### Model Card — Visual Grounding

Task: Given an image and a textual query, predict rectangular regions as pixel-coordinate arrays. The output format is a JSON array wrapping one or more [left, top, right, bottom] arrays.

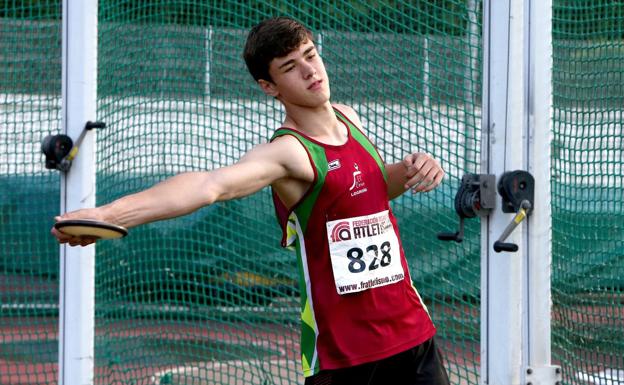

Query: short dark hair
[[243, 17, 314, 82]]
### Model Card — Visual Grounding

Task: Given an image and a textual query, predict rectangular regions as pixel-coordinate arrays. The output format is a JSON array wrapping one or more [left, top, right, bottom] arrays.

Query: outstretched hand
[[51, 208, 105, 247], [402, 152, 444, 193]]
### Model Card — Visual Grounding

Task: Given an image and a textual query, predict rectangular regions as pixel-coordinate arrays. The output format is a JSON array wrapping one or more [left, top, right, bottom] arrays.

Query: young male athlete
[[52, 17, 449, 385]]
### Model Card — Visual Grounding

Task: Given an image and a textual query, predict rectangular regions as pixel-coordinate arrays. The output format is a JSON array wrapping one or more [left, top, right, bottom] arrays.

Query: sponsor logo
[[329, 214, 393, 243], [351, 215, 392, 239], [330, 221, 351, 242], [349, 163, 367, 196], [328, 159, 341, 171]]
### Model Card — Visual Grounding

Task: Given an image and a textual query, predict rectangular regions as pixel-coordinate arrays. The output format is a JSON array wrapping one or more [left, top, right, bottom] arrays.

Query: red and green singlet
[[271, 106, 436, 377]]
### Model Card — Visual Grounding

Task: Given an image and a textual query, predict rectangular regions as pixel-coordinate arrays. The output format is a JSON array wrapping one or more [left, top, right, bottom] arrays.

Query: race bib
[[326, 210, 405, 295]]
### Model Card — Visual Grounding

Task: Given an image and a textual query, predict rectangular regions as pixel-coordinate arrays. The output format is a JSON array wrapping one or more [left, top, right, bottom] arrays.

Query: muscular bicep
[[210, 137, 312, 202], [208, 144, 287, 202]]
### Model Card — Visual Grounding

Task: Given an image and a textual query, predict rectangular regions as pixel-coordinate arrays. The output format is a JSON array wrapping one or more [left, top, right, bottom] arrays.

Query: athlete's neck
[[282, 102, 346, 145]]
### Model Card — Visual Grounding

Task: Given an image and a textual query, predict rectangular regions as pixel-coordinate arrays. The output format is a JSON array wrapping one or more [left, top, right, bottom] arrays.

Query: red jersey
[[271, 106, 436, 377]]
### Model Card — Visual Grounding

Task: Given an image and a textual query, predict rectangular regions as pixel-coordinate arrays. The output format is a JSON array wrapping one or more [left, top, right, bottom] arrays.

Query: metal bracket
[[437, 173, 496, 243], [41, 121, 106, 172], [493, 170, 535, 252], [525, 365, 562, 385]]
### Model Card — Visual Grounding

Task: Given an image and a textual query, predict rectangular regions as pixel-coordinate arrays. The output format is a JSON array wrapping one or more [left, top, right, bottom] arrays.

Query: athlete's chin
[[312, 89, 331, 104]]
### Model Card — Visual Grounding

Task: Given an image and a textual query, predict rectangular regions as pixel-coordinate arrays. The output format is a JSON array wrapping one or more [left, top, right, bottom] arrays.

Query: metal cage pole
[[525, 0, 557, 379], [481, 0, 559, 384], [59, 0, 98, 384], [481, 0, 527, 383]]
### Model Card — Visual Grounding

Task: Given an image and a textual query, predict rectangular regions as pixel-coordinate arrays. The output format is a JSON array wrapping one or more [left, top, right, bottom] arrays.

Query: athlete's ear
[[258, 79, 279, 98]]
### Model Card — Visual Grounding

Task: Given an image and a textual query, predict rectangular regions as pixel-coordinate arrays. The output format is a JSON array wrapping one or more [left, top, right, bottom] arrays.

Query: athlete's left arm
[[385, 153, 444, 200], [333, 103, 444, 200]]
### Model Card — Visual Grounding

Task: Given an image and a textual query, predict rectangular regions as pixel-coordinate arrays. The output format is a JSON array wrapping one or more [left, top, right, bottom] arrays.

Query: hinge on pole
[[525, 365, 562, 385]]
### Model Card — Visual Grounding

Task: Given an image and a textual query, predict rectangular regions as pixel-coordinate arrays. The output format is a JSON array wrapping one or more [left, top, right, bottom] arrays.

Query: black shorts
[[304, 337, 450, 385]]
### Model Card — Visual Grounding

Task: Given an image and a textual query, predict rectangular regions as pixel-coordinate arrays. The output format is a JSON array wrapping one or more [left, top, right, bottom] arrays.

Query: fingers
[[50, 226, 97, 247], [74, 236, 98, 247], [419, 170, 445, 192], [51, 209, 103, 247], [51, 227, 72, 243], [403, 153, 445, 193], [50, 228, 95, 247]]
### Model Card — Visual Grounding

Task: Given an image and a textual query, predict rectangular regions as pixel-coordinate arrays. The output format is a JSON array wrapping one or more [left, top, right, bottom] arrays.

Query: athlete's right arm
[[51, 135, 312, 246]]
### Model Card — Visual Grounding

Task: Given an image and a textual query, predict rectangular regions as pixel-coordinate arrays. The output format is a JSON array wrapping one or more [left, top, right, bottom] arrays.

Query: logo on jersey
[[330, 221, 352, 242], [349, 163, 368, 196], [352, 215, 393, 238], [329, 215, 393, 243], [328, 159, 341, 171]]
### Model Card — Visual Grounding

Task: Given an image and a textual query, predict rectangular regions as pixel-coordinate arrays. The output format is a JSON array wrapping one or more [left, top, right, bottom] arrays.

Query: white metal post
[[482, 1, 559, 384], [481, 0, 527, 384], [59, 1, 98, 384], [526, 0, 554, 373]]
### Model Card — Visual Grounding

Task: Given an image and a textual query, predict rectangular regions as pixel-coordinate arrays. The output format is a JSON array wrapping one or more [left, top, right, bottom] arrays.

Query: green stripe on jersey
[[334, 109, 388, 181], [272, 129, 327, 376], [271, 129, 328, 235]]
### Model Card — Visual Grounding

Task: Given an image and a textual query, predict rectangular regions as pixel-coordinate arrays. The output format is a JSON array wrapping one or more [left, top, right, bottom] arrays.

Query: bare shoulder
[[242, 134, 305, 165], [332, 103, 363, 126], [265, 134, 314, 181]]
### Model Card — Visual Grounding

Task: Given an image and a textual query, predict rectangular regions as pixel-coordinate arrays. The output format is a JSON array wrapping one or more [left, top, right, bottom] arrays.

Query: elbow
[[203, 178, 237, 205], [172, 173, 220, 213], [202, 186, 222, 207]]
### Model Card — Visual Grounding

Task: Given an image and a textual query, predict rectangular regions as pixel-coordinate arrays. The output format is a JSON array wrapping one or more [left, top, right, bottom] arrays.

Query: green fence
[[552, 0, 624, 382], [1, 1, 622, 385], [0, 4, 62, 384]]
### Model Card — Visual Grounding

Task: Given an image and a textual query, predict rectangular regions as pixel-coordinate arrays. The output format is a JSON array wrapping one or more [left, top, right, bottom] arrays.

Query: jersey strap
[[270, 128, 328, 246], [333, 107, 388, 182]]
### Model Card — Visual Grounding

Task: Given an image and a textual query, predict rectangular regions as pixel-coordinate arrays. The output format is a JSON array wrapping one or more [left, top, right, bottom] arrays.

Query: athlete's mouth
[[308, 79, 323, 90]]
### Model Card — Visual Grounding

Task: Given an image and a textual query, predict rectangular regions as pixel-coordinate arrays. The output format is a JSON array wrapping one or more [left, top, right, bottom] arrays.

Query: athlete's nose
[[302, 61, 316, 79]]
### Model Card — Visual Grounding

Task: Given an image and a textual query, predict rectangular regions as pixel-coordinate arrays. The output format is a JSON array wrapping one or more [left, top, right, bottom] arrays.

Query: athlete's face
[[260, 39, 331, 107]]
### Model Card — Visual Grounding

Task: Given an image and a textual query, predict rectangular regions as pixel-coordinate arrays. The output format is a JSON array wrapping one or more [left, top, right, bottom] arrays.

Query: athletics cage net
[[0, 1, 622, 385]]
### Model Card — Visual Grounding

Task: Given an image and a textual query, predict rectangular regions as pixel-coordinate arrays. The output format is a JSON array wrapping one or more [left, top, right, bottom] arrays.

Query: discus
[[54, 219, 128, 239]]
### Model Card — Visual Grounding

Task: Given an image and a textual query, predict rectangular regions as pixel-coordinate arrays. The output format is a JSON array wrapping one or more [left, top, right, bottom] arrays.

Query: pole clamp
[[525, 365, 562, 385], [41, 121, 106, 172], [437, 173, 496, 243]]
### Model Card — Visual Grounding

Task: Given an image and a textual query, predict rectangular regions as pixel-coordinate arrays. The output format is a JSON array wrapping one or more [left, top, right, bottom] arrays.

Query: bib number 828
[[347, 241, 391, 273]]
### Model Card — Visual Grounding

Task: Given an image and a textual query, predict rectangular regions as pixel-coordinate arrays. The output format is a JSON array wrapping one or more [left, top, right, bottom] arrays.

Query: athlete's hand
[[402, 152, 444, 193], [51, 208, 105, 247]]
